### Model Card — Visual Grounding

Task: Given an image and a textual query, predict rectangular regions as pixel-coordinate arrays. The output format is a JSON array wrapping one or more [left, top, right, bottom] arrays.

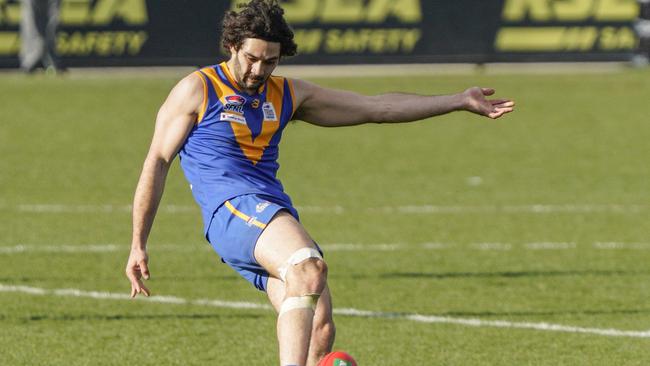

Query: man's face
[[229, 38, 281, 93]]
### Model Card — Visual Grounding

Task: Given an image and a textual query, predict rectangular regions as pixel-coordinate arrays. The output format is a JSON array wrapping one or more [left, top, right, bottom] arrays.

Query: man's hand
[[463, 87, 515, 119], [125, 247, 150, 298]]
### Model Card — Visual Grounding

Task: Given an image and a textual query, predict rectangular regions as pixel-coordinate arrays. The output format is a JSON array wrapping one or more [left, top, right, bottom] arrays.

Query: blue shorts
[[206, 194, 298, 292]]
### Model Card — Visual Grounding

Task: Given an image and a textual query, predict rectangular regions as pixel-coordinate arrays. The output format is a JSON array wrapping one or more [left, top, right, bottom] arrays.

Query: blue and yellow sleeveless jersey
[[178, 62, 298, 233]]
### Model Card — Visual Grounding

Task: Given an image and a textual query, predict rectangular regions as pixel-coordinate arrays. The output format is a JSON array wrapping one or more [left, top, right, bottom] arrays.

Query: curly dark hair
[[221, 0, 298, 57]]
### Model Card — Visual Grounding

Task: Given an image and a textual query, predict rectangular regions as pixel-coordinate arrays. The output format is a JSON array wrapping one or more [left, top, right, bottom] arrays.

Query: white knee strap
[[279, 294, 320, 317], [278, 247, 322, 282]]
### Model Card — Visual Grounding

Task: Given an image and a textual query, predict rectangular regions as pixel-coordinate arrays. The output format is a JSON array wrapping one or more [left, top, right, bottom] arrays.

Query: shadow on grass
[[375, 269, 650, 280]]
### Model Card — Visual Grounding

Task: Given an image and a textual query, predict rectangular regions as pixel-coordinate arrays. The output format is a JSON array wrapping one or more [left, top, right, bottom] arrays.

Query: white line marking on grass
[[381, 204, 647, 214], [0, 284, 273, 310], [4, 241, 650, 255], [0, 244, 215, 254], [0, 242, 454, 254], [17, 204, 132, 213], [421, 242, 452, 250], [593, 242, 650, 250], [9, 203, 649, 215], [0, 243, 414, 254], [322, 243, 405, 251], [403, 315, 650, 338], [296, 205, 345, 214], [2, 283, 649, 338], [0, 244, 124, 254], [525, 242, 576, 250], [12, 204, 344, 215], [335, 308, 650, 338], [14, 204, 196, 214], [471, 243, 513, 251]]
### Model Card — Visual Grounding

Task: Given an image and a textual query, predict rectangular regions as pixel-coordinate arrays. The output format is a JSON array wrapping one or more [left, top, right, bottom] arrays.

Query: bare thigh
[[254, 210, 319, 279]]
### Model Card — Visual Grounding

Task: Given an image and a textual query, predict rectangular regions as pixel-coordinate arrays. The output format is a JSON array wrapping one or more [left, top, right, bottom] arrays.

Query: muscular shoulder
[[161, 72, 205, 116], [289, 78, 322, 114], [287, 78, 376, 126], [289, 78, 315, 105], [174, 72, 204, 105]]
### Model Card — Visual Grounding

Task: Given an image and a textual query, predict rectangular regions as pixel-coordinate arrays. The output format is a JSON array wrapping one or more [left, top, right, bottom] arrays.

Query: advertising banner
[[0, 0, 228, 67], [0, 0, 640, 68], [494, 0, 639, 61]]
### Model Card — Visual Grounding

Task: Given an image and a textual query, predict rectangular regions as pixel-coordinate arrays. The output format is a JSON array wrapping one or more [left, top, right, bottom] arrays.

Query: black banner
[[0, 0, 228, 67], [493, 0, 639, 62], [0, 0, 640, 68]]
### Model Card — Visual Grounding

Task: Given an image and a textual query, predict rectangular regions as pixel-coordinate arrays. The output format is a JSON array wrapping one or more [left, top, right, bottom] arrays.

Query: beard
[[242, 74, 265, 89], [232, 59, 267, 91]]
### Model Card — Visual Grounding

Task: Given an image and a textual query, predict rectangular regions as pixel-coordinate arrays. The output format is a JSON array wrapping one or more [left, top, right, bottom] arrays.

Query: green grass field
[[1, 66, 650, 365]]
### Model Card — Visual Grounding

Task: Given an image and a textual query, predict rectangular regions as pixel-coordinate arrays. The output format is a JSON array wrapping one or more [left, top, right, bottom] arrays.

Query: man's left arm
[[291, 79, 514, 127]]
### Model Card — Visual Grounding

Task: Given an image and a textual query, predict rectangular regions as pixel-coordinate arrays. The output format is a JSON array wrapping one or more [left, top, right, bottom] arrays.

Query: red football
[[317, 351, 358, 366]]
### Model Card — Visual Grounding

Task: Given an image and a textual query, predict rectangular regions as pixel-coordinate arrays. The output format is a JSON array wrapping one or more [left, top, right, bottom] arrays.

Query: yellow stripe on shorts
[[224, 200, 267, 229]]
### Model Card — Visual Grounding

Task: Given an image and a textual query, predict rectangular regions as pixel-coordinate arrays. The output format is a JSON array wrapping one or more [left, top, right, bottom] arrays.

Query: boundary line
[[1, 283, 648, 339]]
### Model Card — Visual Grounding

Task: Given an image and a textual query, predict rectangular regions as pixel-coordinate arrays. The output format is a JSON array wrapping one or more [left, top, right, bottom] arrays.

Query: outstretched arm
[[291, 79, 514, 127], [125, 73, 204, 298]]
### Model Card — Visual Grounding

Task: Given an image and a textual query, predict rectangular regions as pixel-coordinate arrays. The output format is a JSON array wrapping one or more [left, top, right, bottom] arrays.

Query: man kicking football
[[125, 1, 515, 365]]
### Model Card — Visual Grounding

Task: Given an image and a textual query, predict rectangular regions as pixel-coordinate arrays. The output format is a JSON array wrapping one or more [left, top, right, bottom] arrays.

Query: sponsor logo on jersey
[[256, 201, 271, 213], [262, 102, 277, 121], [246, 216, 258, 227], [224, 95, 246, 114], [225, 95, 246, 105], [252, 99, 260, 108], [220, 112, 247, 125]]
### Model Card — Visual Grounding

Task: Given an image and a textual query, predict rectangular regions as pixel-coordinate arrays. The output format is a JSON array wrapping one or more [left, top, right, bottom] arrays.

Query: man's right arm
[[126, 72, 204, 298]]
